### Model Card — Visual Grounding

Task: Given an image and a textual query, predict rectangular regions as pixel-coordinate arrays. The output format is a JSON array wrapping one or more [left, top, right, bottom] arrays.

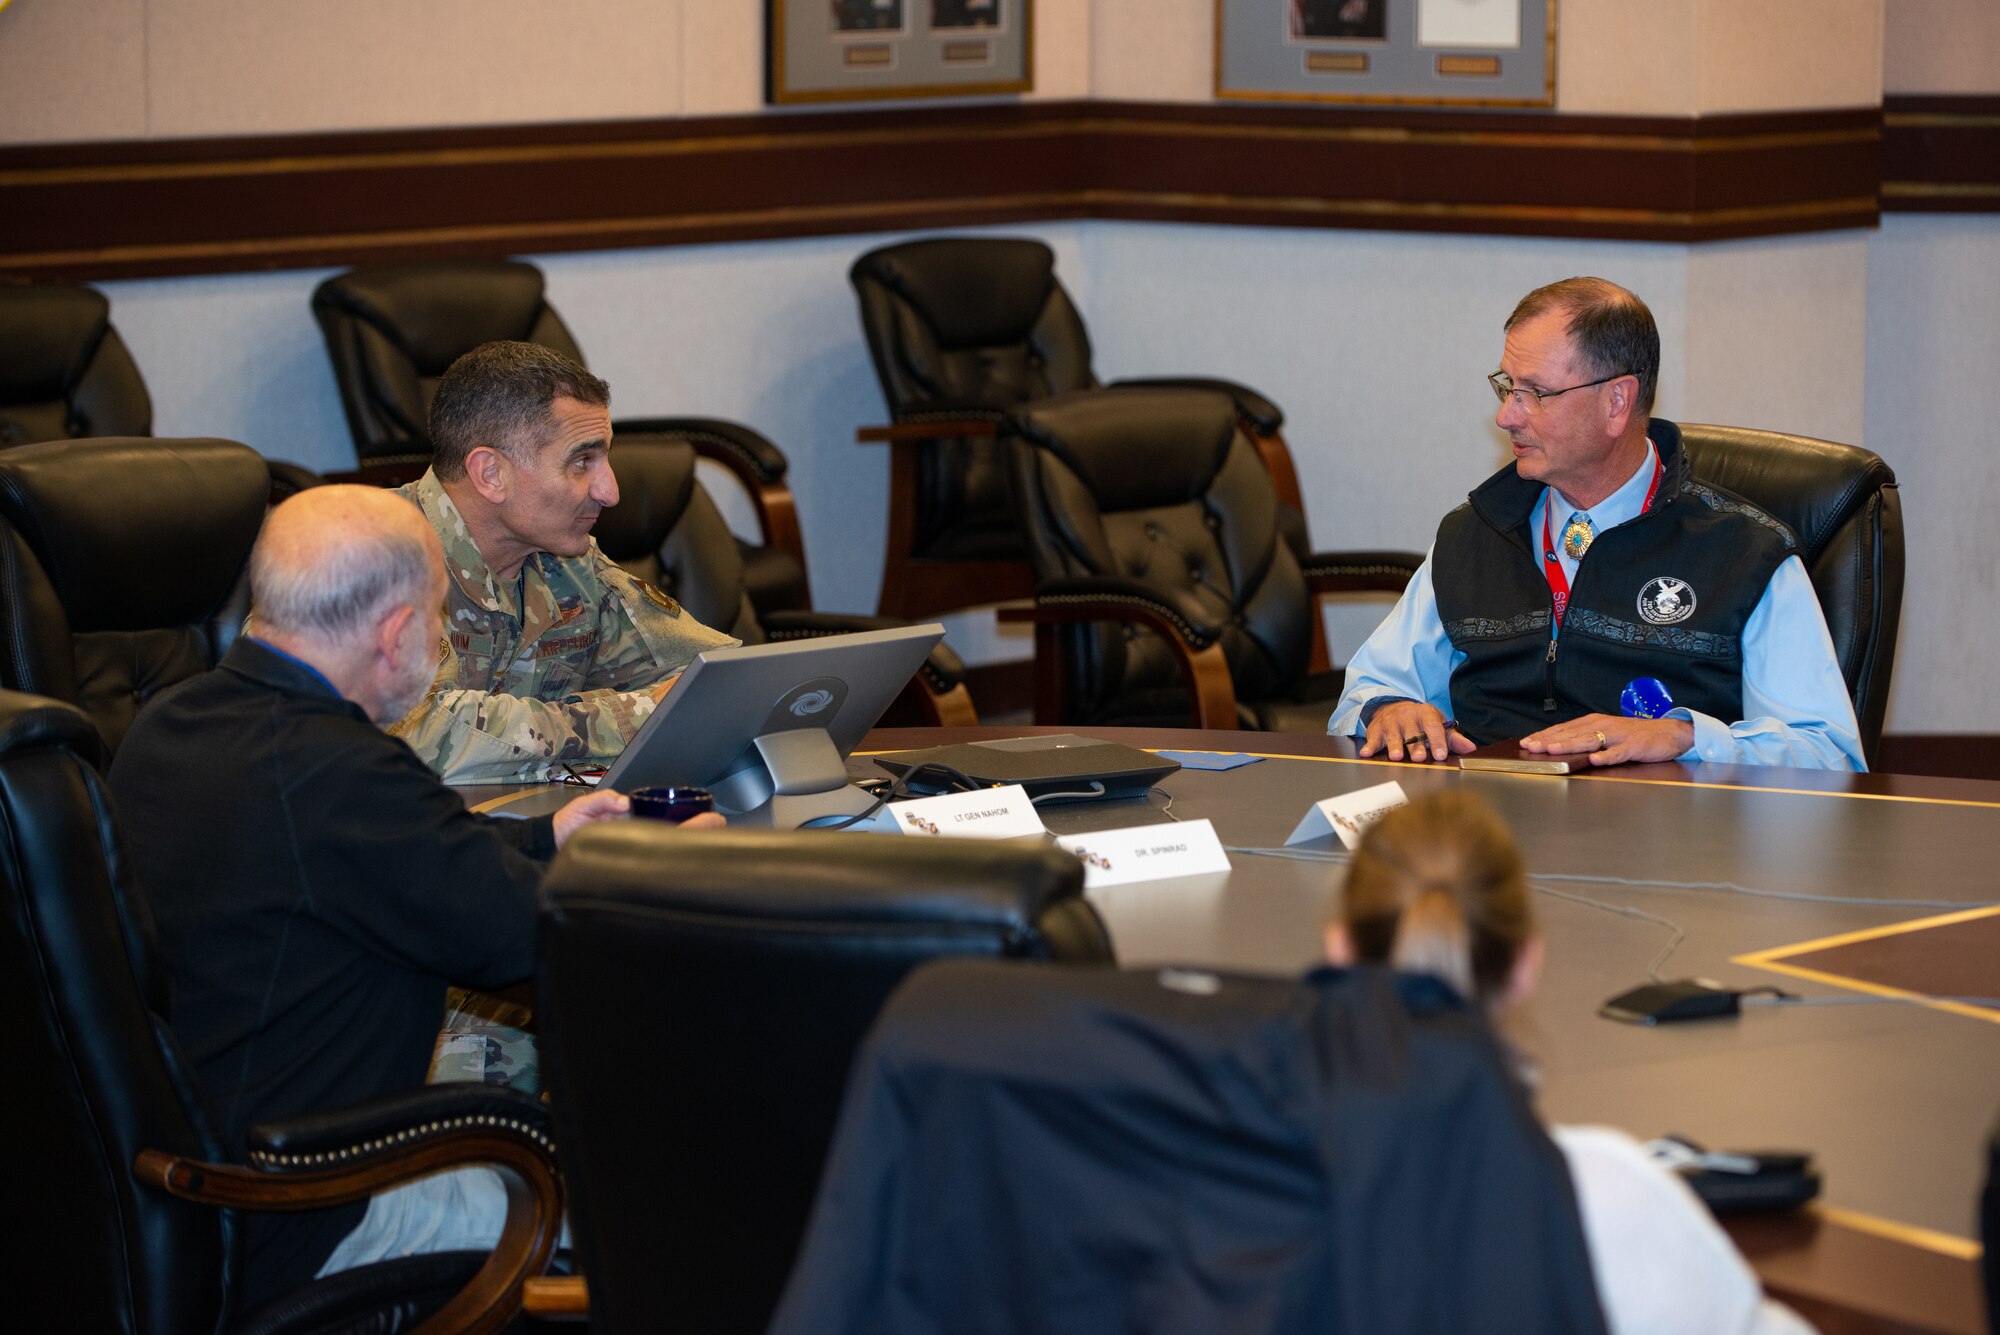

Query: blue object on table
[[1155, 750, 1262, 771], [1621, 678, 1674, 720]]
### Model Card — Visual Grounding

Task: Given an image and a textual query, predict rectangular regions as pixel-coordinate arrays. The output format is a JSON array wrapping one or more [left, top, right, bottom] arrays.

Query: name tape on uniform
[[886, 784, 1046, 839], [1286, 779, 1409, 849], [1056, 819, 1231, 888]]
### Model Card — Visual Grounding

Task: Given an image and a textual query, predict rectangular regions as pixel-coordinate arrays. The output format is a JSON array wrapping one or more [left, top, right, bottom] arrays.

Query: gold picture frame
[[769, 0, 1034, 105]]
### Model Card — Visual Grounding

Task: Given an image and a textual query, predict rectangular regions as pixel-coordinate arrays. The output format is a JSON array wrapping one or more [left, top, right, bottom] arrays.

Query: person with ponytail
[[1328, 791, 1816, 1335]]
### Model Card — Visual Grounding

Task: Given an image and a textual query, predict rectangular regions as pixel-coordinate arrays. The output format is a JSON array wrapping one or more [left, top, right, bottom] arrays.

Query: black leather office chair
[[1678, 424, 1903, 768], [0, 437, 271, 757], [589, 434, 976, 725], [1000, 385, 1419, 732], [311, 259, 811, 614], [0, 283, 153, 446], [851, 238, 1321, 632], [0, 690, 562, 1334], [773, 960, 1607, 1335], [533, 826, 1114, 1334]]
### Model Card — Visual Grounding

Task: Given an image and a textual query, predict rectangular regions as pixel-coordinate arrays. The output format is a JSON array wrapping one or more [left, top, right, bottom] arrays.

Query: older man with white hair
[[108, 485, 718, 1311]]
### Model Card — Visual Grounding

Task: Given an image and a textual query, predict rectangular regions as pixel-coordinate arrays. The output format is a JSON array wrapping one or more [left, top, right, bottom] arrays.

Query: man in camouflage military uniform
[[391, 341, 738, 782]]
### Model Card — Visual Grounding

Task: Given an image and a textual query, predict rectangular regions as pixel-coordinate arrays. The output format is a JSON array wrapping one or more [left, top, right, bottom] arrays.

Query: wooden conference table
[[479, 725, 2000, 1334]]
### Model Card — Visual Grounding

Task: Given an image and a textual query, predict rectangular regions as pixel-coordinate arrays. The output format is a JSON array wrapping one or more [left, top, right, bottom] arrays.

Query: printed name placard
[[1285, 780, 1409, 849], [1056, 819, 1231, 888], [886, 784, 1045, 839]]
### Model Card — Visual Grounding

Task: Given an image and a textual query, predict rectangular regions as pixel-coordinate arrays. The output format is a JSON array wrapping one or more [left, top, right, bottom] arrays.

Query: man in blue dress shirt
[[1328, 277, 1864, 772]]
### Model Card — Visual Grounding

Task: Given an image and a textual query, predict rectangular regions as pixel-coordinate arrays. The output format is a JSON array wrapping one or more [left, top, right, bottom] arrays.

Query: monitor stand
[[709, 728, 879, 829]]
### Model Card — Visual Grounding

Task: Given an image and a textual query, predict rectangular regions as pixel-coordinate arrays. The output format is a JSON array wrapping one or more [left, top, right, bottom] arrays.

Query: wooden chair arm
[[522, 1274, 590, 1319], [616, 417, 810, 582], [686, 443, 806, 576], [855, 418, 1002, 443], [136, 1128, 562, 1335], [920, 681, 980, 728], [998, 601, 1240, 730]]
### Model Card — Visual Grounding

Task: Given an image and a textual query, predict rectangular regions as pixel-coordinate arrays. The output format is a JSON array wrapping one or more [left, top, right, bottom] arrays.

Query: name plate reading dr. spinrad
[[1286, 780, 1410, 850], [885, 784, 1046, 839], [1055, 819, 1231, 889]]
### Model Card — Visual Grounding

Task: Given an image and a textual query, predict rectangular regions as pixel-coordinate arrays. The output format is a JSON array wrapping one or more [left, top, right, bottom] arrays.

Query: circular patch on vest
[[1637, 576, 1696, 625]]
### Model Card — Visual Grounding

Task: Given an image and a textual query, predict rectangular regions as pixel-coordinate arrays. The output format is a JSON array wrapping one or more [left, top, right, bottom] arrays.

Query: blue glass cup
[[628, 786, 715, 824]]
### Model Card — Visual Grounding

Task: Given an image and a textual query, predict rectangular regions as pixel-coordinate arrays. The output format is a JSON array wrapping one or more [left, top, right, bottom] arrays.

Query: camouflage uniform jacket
[[390, 470, 739, 783]]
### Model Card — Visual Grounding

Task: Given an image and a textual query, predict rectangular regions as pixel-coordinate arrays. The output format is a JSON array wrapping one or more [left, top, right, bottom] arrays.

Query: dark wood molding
[[1874, 732, 2000, 783], [0, 100, 1885, 282], [1882, 94, 2000, 213]]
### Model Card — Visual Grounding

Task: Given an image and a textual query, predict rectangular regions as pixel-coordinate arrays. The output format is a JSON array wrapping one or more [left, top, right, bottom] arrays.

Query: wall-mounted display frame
[[1216, 0, 1554, 108], [769, 0, 1032, 105]]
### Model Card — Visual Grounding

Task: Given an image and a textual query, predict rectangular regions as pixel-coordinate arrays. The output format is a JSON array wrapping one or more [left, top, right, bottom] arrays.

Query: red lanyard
[[1540, 453, 1664, 623]]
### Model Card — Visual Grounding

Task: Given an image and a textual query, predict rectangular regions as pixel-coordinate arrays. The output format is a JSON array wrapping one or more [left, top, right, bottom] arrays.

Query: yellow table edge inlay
[[1811, 1204, 1983, 1260], [1732, 905, 2000, 1027]]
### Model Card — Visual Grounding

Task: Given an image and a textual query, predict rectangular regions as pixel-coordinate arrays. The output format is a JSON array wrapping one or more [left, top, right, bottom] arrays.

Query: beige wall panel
[[682, 2, 760, 115], [1863, 216, 2000, 732], [0, 0, 149, 144], [1883, 0, 2000, 94], [1681, 231, 1869, 449], [1693, 0, 1883, 114], [1090, 0, 1211, 103], [1554, 0, 1696, 116], [1029, 0, 1092, 100], [146, 0, 683, 138]]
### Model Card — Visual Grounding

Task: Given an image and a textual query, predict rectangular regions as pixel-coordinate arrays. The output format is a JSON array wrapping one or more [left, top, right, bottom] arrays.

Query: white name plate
[[886, 784, 1046, 839], [1285, 779, 1409, 849], [1056, 819, 1231, 888]]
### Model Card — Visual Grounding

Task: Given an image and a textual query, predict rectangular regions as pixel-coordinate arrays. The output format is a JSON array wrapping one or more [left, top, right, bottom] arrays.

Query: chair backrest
[[0, 283, 153, 446], [536, 826, 1113, 1335], [1008, 385, 1312, 725], [0, 437, 269, 757], [312, 260, 585, 467], [0, 691, 232, 1334], [588, 434, 765, 643], [773, 960, 1607, 1335], [850, 237, 1096, 415], [1677, 424, 1903, 765], [850, 237, 1099, 560]]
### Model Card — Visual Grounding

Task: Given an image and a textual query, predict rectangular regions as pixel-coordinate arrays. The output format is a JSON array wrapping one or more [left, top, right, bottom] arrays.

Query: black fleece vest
[[1434, 420, 1797, 744]]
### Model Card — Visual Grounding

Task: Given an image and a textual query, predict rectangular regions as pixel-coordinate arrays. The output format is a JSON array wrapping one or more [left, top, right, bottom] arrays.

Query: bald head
[[252, 486, 442, 647]]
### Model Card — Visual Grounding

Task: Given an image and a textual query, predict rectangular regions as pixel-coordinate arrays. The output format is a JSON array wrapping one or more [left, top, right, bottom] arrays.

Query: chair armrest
[[760, 610, 966, 692], [1302, 549, 1424, 595], [614, 417, 806, 581], [1110, 377, 1284, 434], [245, 1083, 553, 1171], [856, 405, 1006, 443], [136, 1084, 562, 1335], [615, 416, 787, 485], [997, 579, 1240, 729], [523, 1274, 590, 1318], [1000, 577, 1230, 649]]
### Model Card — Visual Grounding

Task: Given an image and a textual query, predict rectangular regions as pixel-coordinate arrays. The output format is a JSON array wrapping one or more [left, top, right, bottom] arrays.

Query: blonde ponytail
[[1391, 886, 1475, 999], [1340, 791, 1533, 1005]]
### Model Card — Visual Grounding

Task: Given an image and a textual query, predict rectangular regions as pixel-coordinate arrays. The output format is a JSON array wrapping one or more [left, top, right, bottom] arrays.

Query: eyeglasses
[[1487, 370, 1627, 413]]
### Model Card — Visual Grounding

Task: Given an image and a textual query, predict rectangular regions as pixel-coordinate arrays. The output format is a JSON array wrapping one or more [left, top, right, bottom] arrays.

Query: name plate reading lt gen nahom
[[885, 785, 1045, 839]]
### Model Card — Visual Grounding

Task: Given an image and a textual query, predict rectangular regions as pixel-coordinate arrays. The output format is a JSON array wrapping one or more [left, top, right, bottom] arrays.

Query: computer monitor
[[599, 623, 945, 828]]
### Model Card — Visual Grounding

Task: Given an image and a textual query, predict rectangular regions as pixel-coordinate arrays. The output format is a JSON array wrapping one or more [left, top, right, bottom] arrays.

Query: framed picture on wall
[[1217, 0, 1554, 107], [769, 0, 1032, 104]]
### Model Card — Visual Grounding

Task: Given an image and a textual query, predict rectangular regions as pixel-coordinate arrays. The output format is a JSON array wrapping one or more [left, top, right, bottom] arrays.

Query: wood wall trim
[[0, 100, 1888, 282], [1882, 94, 2000, 214]]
